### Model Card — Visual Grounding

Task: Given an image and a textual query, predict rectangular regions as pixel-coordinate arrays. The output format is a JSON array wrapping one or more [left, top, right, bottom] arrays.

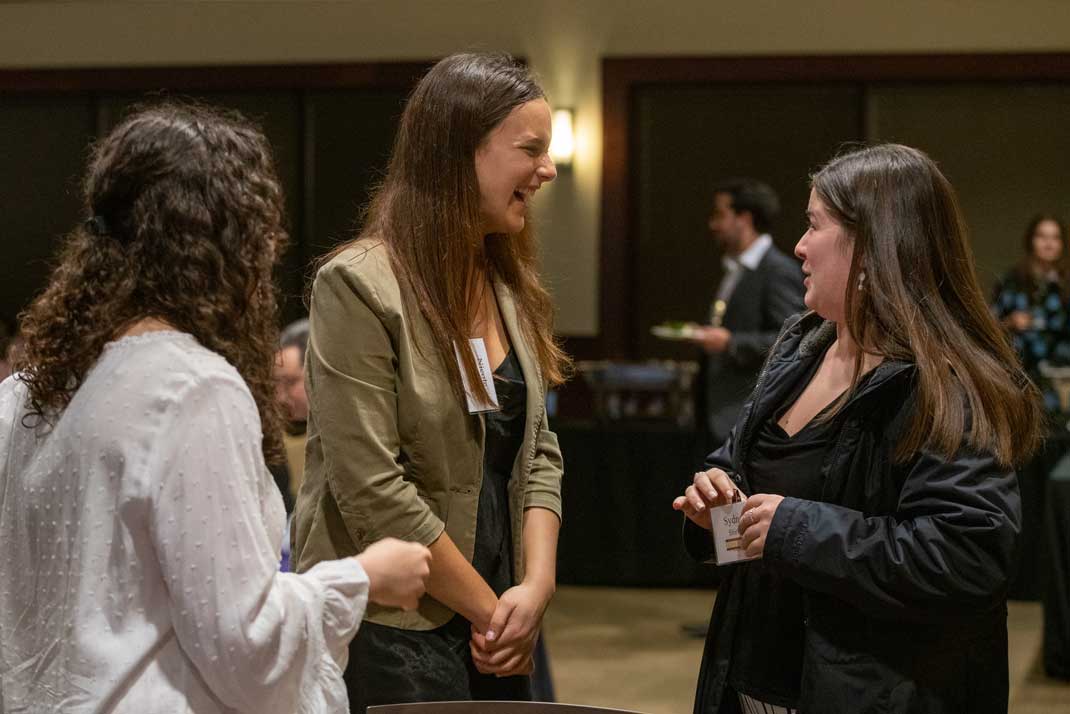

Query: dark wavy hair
[[17, 102, 288, 462], [812, 143, 1043, 466], [712, 177, 781, 234], [325, 52, 571, 404]]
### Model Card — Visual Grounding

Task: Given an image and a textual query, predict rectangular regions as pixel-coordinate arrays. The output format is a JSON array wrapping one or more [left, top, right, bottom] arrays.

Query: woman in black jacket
[[674, 144, 1043, 714]]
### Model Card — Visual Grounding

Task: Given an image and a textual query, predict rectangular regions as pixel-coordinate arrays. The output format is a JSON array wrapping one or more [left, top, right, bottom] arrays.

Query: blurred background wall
[[2, 0, 1069, 339]]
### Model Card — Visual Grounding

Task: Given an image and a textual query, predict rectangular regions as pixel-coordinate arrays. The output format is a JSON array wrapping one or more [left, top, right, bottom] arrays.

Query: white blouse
[[0, 331, 368, 713]]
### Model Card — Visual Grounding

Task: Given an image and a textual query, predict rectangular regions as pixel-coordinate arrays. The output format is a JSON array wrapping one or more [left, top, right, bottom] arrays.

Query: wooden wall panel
[[601, 54, 1070, 359], [0, 63, 430, 327], [633, 83, 860, 359], [0, 95, 95, 329]]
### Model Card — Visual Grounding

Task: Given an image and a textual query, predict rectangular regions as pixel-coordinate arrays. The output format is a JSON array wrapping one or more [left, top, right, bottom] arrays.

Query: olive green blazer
[[291, 240, 564, 630]]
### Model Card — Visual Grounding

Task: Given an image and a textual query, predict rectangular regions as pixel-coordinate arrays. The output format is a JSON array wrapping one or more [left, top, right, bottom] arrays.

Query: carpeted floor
[[542, 586, 1070, 714]]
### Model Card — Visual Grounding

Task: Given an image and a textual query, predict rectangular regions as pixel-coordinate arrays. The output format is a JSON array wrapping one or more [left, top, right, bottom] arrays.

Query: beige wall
[[3, 0, 1069, 334]]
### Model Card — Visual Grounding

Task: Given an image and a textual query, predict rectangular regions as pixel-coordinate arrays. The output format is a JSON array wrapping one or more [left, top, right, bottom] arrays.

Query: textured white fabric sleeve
[[147, 373, 368, 713], [0, 377, 22, 511]]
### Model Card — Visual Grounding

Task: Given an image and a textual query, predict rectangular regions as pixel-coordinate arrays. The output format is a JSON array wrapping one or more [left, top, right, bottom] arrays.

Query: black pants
[[345, 616, 532, 713]]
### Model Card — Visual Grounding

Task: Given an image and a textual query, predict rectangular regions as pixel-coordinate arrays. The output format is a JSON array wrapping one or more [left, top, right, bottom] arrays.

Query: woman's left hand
[[739, 494, 785, 558], [469, 580, 552, 676]]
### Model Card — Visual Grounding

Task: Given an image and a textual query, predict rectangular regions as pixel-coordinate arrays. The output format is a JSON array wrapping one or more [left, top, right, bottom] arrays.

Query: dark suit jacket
[[703, 244, 805, 443]]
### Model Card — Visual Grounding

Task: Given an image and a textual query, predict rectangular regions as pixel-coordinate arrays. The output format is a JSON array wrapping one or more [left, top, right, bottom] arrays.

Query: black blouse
[[727, 349, 853, 707], [472, 349, 527, 596]]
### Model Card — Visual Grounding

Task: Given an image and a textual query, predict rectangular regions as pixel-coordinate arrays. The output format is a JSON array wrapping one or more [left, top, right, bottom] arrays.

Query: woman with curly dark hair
[[0, 103, 430, 713]]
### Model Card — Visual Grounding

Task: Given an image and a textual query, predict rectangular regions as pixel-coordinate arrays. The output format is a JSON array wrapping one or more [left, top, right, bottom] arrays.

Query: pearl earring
[[857, 271, 866, 291]]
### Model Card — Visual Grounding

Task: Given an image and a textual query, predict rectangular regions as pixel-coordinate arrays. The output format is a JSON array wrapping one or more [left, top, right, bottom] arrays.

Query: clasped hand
[[469, 580, 553, 678], [672, 468, 784, 558]]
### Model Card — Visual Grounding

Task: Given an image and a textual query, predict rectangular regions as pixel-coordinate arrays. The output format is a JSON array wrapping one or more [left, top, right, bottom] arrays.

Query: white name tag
[[710, 500, 761, 565], [454, 338, 500, 414]]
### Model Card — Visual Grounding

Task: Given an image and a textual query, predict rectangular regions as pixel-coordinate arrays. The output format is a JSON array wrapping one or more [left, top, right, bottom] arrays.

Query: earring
[[857, 271, 866, 291]]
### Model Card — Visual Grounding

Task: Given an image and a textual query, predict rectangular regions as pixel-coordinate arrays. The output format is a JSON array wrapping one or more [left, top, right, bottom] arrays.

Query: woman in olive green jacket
[[291, 53, 570, 711]]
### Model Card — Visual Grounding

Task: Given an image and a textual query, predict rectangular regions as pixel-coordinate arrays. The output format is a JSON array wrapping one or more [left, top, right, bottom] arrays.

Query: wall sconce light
[[549, 108, 575, 169]]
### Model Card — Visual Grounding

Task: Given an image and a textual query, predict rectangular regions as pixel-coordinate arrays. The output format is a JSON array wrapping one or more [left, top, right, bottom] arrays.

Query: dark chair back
[[367, 703, 645, 714]]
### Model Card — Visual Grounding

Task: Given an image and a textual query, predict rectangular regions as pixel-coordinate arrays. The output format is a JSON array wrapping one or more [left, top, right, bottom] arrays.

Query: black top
[[343, 349, 533, 708], [727, 347, 848, 707], [472, 349, 527, 596]]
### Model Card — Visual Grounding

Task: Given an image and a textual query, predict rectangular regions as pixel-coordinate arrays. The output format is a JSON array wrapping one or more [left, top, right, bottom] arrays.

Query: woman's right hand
[[355, 538, 432, 611], [672, 468, 745, 531]]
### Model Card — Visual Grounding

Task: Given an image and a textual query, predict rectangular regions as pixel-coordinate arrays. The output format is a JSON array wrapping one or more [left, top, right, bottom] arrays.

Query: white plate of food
[[650, 322, 700, 341]]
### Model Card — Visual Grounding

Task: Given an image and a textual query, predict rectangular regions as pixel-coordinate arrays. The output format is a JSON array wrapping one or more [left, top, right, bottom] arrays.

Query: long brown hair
[[17, 102, 288, 462], [324, 52, 570, 404], [1009, 213, 1070, 299], [813, 143, 1043, 466]]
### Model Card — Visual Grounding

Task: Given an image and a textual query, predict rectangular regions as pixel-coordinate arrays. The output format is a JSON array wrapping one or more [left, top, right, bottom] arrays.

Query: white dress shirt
[[713, 233, 774, 313], [0, 331, 368, 713]]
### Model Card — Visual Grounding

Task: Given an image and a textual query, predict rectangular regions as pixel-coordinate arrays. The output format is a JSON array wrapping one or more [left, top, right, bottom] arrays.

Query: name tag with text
[[454, 338, 500, 414], [710, 500, 761, 565]]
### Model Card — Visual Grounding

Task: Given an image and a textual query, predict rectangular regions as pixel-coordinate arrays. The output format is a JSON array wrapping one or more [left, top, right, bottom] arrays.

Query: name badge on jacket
[[454, 338, 500, 414]]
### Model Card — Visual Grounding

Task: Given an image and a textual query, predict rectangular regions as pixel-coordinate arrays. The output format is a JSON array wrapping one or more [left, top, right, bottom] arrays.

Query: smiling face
[[796, 188, 855, 323], [1031, 219, 1064, 266], [474, 99, 557, 235]]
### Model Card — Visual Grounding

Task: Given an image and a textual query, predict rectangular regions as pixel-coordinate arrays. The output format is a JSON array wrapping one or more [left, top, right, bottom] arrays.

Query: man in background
[[690, 178, 806, 448], [271, 318, 310, 514], [0, 321, 24, 383], [681, 179, 804, 637], [0, 320, 12, 383]]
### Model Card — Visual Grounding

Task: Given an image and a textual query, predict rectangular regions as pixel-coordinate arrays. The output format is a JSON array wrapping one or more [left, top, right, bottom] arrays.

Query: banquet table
[[1044, 456, 1070, 679], [555, 421, 719, 587]]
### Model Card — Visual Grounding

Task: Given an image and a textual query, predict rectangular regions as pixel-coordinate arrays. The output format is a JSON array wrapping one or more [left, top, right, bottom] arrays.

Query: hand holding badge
[[673, 468, 785, 563], [735, 493, 785, 560], [710, 496, 761, 565]]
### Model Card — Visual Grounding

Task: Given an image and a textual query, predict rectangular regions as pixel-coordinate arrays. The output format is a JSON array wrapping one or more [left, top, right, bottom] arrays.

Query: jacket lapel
[[722, 267, 757, 327], [493, 281, 542, 418]]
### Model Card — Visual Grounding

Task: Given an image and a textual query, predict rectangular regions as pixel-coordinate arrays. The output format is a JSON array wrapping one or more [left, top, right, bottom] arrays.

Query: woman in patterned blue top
[[993, 214, 1070, 412]]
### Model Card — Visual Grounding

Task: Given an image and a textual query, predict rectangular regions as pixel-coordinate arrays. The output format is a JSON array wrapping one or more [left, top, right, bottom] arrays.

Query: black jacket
[[686, 312, 1021, 714], [704, 246, 805, 443]]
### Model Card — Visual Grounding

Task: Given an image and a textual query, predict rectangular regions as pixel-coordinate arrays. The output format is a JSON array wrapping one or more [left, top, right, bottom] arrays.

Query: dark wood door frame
[[0, 62, 434, 92], [598, 52, 1070, 359]]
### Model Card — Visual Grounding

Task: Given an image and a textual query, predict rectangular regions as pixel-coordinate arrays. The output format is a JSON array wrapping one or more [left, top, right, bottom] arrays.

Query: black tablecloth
[[1009, 438, 1066, 600], [1044, 457, 1070, 679], [552, 418, 1070, 628], [555, 422, 719, 587]]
